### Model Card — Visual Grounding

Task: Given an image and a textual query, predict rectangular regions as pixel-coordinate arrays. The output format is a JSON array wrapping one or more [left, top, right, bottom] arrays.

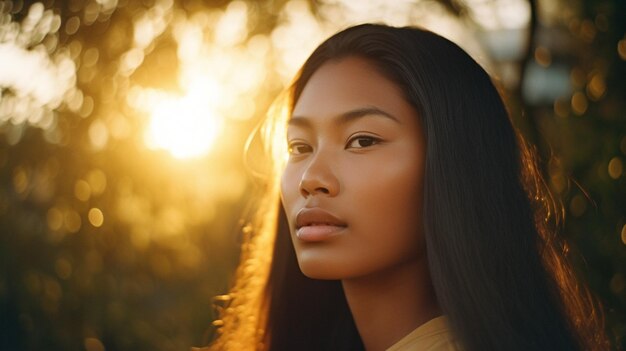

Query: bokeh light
[[143, 82, 224, 159]]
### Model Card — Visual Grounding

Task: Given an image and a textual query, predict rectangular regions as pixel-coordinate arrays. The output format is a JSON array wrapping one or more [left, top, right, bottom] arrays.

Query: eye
[[346, 135, 382, 149], [287, 142, 313, 155]]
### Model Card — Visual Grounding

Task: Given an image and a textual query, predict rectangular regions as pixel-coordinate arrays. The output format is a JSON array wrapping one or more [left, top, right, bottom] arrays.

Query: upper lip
[[295, 208, 347, 229]]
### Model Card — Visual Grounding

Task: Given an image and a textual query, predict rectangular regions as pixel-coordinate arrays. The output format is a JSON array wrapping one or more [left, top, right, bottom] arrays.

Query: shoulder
[[386, 315, 462, 351]]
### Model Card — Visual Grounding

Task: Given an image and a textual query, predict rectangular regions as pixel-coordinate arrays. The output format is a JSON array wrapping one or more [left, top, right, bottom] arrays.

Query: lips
[[295, 208, 348, 242], [295, 208, 347, 229]]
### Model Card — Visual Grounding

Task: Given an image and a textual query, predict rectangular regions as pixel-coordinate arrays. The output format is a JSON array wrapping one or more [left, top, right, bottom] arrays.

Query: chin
[[297, 257, 349, 280]]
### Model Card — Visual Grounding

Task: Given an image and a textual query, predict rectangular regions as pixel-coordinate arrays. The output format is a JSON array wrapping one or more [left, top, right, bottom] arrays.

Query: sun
[[144, 79, 223, 159]]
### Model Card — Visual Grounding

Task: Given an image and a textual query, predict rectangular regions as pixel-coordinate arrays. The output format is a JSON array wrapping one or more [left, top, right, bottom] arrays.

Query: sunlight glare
[[145, 80, 223, 159]]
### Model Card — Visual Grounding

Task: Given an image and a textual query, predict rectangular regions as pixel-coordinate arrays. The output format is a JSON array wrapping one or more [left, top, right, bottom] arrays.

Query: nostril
[[316, 187, 329, 194], [300, 186, 330, 198], [299, 176, 336, 197]]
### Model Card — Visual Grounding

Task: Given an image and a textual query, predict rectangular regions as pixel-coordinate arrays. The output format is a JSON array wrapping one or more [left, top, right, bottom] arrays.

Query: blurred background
[[0, 0, 624, 350]]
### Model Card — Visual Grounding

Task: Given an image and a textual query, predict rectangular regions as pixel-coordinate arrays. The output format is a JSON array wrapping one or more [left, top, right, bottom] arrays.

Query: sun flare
[[144, 80, 223, 159]]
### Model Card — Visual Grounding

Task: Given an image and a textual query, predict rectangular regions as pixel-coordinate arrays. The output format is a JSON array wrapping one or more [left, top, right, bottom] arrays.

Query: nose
[[299, 152, 339, 198]]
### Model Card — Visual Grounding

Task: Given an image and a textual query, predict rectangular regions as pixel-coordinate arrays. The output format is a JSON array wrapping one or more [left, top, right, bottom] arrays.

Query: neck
[[341, 257, 441, 351]]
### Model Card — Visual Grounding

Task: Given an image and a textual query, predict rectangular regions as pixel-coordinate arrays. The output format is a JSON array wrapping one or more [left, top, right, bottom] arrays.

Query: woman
[[207, 23, 611, 351]]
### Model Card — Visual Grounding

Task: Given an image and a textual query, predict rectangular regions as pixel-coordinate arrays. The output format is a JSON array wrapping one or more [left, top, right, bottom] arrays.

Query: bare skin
[[280, 56, 441, 350], [342, 256, 442, 351]]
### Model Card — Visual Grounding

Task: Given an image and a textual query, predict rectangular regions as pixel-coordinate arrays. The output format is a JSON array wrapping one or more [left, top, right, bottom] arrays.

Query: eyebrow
[[288, 106, 401, 128]]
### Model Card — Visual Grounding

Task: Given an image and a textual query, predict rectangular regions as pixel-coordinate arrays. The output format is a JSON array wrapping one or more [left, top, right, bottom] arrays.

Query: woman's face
[[280, 56, 427, 280]]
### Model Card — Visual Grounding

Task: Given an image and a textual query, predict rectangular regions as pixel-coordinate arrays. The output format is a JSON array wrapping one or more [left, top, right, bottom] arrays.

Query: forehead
[[291, 56, 418, 126]]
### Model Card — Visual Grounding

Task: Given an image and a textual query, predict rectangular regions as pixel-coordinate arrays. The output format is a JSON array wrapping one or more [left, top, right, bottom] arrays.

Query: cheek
[[348, 155, 424, 254], [351, 152, 423, 213], [280, 165, 301, 216]]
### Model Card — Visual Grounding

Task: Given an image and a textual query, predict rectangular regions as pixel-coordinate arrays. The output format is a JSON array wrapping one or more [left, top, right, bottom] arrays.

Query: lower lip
[[296, 225, 346, 242]]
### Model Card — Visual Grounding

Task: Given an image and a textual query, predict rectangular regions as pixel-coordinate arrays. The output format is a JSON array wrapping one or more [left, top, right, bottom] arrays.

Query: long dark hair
[[209, 23, 611, 351]]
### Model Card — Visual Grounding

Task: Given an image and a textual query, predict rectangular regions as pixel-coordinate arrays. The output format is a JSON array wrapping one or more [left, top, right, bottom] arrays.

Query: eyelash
[[287, 143, 312, 155], [347, 135, 382, 149], [287, 135, 382, 155]]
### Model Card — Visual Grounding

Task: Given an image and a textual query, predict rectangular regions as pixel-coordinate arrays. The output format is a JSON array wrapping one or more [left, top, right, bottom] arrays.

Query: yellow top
[[386, 315, 461, 351]]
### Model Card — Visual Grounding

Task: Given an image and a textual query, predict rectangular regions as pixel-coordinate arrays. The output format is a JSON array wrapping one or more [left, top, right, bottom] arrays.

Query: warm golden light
[[88, 208, 104, 228], [144, 79, 223, 159]]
